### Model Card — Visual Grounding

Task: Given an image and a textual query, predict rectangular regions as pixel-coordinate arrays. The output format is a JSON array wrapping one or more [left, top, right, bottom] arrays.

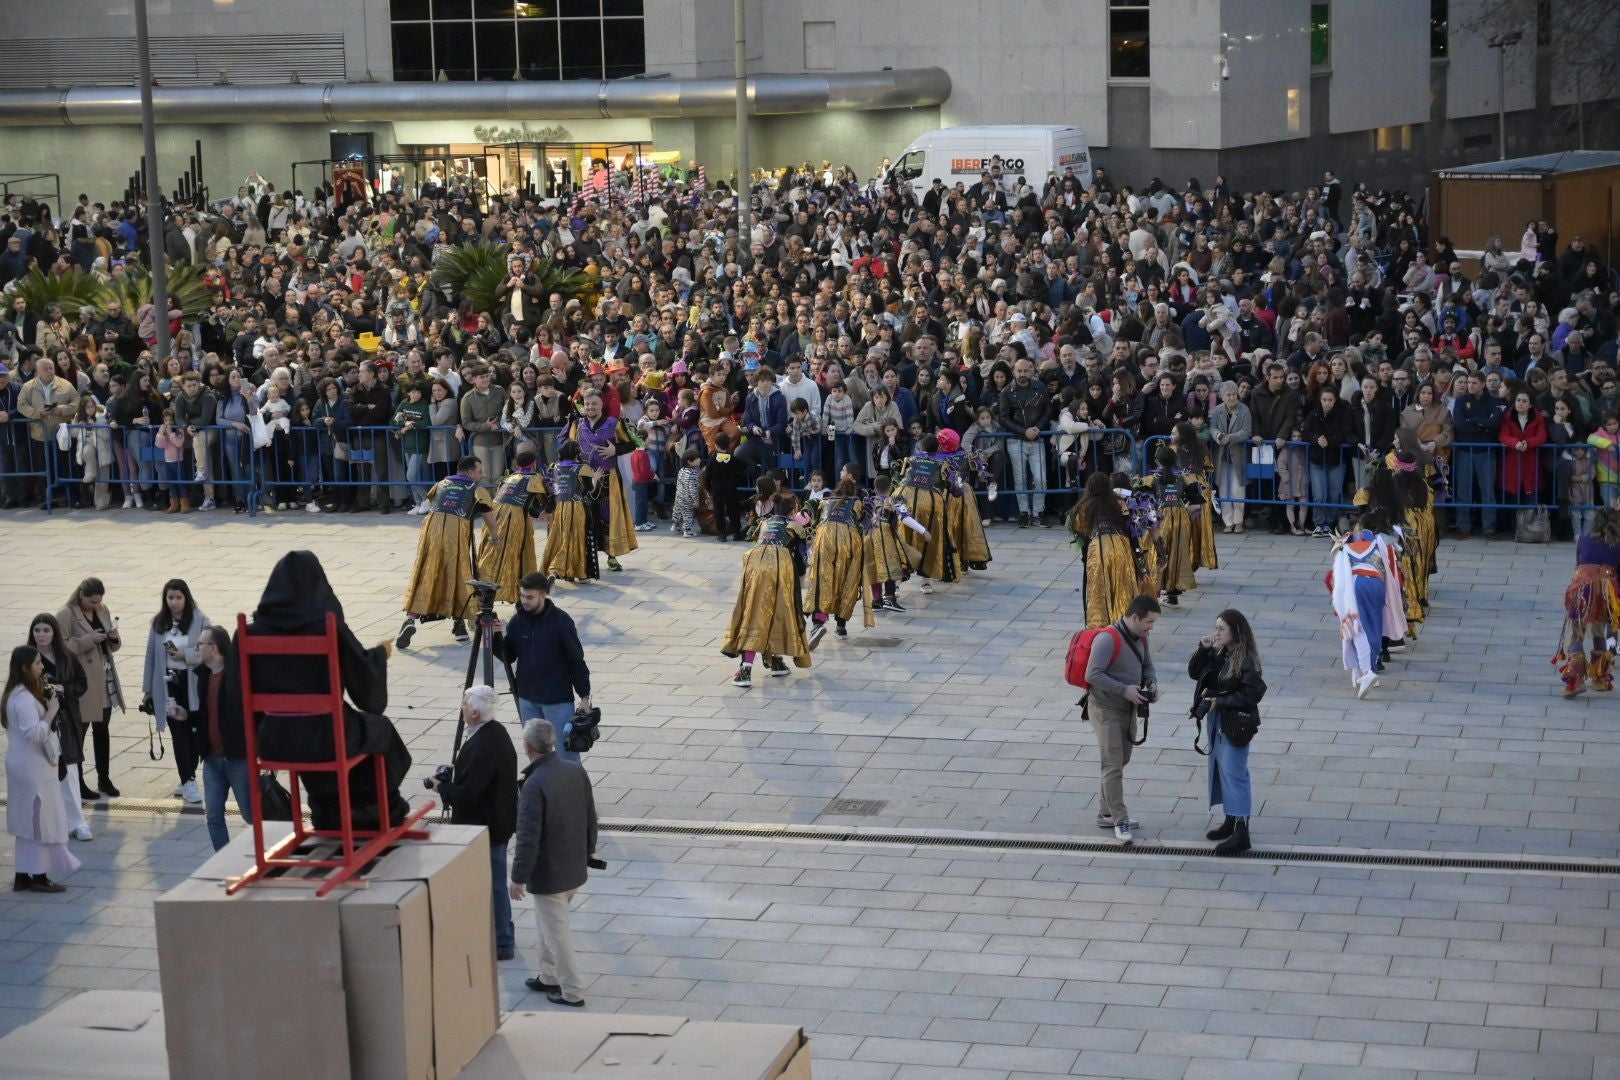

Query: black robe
[[226, 550, 412, 831]]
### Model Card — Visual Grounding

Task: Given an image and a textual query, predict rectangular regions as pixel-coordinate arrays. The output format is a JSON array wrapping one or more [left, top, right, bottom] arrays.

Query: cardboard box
[[0, 991, 168, 1080], [156, 823, 498, 1080], [458, 1012, 812, 1080], [0, 993, 811, 1080]]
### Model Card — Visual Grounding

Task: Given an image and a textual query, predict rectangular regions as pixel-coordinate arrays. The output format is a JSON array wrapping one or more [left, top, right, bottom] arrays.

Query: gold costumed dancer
[[805, 479, 876, 640], [396, 454, 499, 648], [866, 474, 930, 612], [894, 434, 955, 592], [1553, 505, 1620, 698], [539, 440, 606, 583], [564, 390, 639, 571], [479, 447, 547, 602], [937, 429, 992, 572], [1070, 472, 1140, 629], [723, 491, 813, 686], [1146, 445, 1198, 606], [1175, 422, 1219, 571]]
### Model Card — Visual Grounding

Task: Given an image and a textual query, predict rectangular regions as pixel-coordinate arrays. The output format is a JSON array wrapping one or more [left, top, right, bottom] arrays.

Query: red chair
[[229, 612, 432, 896]]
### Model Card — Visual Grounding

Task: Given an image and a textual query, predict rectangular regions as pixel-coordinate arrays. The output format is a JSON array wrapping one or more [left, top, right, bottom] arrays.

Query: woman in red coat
[[1499, 390, 1547, 500]]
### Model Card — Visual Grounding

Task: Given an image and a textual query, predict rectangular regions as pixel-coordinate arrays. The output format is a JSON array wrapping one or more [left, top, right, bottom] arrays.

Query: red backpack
[[1064, 626, 1122, 689]]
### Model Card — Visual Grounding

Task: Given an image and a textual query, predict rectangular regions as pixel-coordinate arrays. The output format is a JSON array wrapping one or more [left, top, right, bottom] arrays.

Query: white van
[[884, 125, 1093, 202]]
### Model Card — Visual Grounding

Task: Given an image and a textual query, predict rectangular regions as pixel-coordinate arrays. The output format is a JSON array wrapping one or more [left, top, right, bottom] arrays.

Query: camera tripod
[[451, 578, 521, 760]]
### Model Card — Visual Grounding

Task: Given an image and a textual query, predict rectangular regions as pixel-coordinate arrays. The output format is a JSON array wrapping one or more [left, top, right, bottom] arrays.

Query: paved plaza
[[2, 508, 1619, 1078]]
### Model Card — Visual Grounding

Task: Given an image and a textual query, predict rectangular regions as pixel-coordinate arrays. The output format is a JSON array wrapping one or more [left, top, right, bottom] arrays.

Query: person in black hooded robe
[[224, 550, 412, 832]]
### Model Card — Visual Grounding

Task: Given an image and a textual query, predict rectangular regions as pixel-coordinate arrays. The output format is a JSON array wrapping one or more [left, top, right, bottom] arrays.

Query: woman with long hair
[[1071, 472, 1138, 629], [1554, 506, 1620, 698], [1187, 609, 1267, 855], [1174, 421, 1219, 571], [5, 645, 81, 892], [141, 579, 211, 804], [29, 613, 94, 832], [57, 578, 125, 796]]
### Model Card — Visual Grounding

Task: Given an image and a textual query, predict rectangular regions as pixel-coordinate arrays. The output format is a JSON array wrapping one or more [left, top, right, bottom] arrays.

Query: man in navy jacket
[[496, 572, 591, 761], [739, 366, 788, 477]]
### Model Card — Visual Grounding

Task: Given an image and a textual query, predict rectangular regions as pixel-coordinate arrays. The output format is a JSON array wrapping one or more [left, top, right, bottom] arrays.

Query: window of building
[[1109, 0, 1149, 80], [390, 0, 643, 82], [1373, 124, 1413, 151], [1430, 0, 1448, 58], [1310, 3, 1331, 68]]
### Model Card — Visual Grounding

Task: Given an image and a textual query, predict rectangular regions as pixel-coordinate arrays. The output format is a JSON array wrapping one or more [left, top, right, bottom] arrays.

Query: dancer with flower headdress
[[938, 429, 993, 572], [1325, 507, 1408, 700], [894, 434, 956, 593], [1553, 504, 1620, 698]]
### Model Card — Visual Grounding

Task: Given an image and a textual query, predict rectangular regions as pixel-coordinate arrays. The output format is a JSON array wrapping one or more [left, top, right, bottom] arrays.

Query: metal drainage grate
[[823, 798, 888, 816], [597, 819, 1620, 877]]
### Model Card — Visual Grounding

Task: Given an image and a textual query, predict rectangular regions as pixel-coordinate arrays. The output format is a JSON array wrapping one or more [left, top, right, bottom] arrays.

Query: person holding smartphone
[[58, 578, 125, 797], [141, 579, 210, 804]]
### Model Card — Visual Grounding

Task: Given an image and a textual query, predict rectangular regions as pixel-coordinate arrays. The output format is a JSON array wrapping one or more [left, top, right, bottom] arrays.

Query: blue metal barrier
[[0, 417, 53, 509]]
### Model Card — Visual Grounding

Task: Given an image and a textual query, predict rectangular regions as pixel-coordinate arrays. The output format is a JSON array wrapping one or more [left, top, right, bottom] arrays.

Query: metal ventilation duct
[[0, 68, 949, 127]]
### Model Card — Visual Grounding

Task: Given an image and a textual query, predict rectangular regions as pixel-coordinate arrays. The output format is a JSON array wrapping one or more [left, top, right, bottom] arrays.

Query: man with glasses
[[1387, 369, 1415, 413]]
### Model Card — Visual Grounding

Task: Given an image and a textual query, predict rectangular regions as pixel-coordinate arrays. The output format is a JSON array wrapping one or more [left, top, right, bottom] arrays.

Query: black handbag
[[1219, 703, 1261, 748], [258, 772, 295, 821], [565, 706, 602, 754]]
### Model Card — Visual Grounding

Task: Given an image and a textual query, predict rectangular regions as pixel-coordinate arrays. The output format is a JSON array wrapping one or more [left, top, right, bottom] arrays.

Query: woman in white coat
[[5, 646, 80, 893]]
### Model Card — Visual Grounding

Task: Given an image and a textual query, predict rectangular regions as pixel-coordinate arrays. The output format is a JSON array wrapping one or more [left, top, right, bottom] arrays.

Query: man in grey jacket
[[172, 370, 219, 509], [509, 718, 597, 1007], [1083, 595, 1161, 845], [457, 363, 506, 487]]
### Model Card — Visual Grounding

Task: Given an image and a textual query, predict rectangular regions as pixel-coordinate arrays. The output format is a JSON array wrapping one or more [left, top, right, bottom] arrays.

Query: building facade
[[0, 0, 1612, 206]]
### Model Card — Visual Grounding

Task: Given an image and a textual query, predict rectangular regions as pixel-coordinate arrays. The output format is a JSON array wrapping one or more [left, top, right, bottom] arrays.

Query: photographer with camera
[[493, 572, 591, 764], [424, 685, 519, 960], [1082, 594, 1161, 846]]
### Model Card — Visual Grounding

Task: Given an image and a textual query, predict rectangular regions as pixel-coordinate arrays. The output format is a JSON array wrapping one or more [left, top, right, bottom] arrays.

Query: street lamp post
[[1487, 31, 1523, 161], [734, 0, 751, 271], [134, 0, 171, 364]]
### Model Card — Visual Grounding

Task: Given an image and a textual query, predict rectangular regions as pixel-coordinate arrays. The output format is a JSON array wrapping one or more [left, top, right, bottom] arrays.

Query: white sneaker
[[306, 501, 322, 513], [133, 493, 144, 508], [415, 499, 432, 514], [1355, 671, 1379, 699], [172, 783, 185, 796], [181, 779, 202, 804], [194, 469, 206, 483], [121, 494, 134, 509], [1114, 823, 1134, 845], [199, 499, 216, 511], [70, 825, 93, 841]]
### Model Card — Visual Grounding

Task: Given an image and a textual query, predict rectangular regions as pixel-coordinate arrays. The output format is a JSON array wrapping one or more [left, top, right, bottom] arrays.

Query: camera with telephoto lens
[[423, 764, 452, 790], [1135, 682, 1151, 721]]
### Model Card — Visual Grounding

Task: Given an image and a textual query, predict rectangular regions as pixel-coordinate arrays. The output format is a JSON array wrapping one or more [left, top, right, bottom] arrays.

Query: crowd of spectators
[[1, 159, 1617, 538]]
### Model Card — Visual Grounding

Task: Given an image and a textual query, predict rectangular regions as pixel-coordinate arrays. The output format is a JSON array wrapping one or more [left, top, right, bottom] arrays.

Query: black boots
[[1206, 815, 1236, 841], [1214, 818, 1251, 856], [92, 724, 118, 795]]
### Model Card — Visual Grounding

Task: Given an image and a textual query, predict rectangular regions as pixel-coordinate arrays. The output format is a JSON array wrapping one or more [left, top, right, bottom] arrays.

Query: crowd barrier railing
[[14, 418, 1615, 529], [0, 417, 54, 509]]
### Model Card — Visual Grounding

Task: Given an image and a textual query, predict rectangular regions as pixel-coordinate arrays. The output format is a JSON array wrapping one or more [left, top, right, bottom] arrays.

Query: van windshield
[[894, 150, 924, 181]]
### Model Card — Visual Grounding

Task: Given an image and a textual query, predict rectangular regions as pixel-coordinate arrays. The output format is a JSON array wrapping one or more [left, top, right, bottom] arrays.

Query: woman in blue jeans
[[1300, 385, 1353, 536], [1186, 608, 1267, 856]]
